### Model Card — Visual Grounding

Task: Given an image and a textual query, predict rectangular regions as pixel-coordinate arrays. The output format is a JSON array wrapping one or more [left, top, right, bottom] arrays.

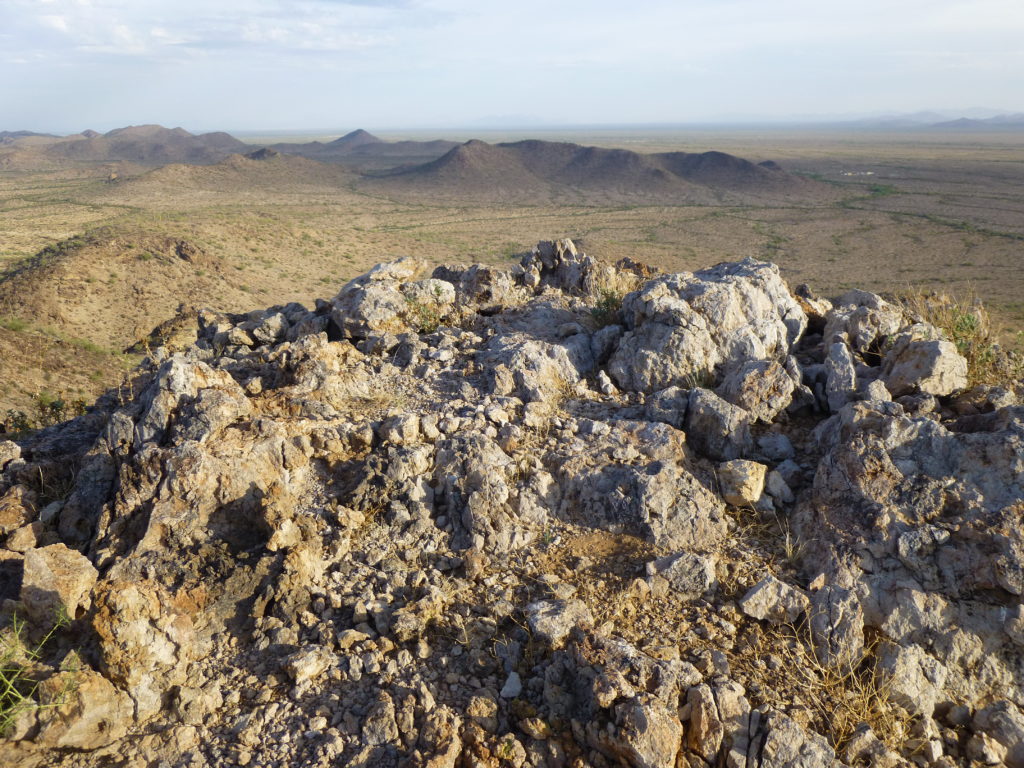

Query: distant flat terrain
[[1, 126, 1022, 414]]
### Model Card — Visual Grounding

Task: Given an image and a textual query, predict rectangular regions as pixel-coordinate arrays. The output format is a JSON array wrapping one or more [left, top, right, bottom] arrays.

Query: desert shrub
[[2, 393, 87, 437], [404, 286, 450, 334], [588, 267, 641, 328], [590, 288, 624, 328], [897, 288, 1022, 387], [33, 391, 86, 428], [0, 317, 28, 333], [2, 409, 32, 436]]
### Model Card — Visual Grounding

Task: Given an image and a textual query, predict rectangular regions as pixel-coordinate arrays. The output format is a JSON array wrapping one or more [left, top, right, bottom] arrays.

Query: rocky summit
[[1, 239, 1023, 768]]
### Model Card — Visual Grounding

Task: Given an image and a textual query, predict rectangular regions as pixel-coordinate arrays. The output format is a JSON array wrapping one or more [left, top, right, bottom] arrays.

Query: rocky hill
[[364, 140, 829, 204], [0, 229, 232, 352], [0, 126, 249, 168], [100, 150, 358, 199], [1, 241, 1023, 768], [268, 129, 459, 170]]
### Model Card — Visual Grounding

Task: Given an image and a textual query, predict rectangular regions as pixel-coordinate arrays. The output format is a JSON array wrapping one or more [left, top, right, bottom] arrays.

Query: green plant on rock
[[897, 288, 1021, 387], [589, 288, 624, 328], [404, 287, 448, 334], [588, 266, 641, 328]]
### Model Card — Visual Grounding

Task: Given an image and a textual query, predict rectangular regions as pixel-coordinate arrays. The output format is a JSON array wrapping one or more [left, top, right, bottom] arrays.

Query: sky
[[2, 0, 1023, 133]]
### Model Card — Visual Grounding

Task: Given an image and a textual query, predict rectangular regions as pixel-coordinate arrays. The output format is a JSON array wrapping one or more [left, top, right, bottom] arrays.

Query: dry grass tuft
[[738, 620, 913, 753]]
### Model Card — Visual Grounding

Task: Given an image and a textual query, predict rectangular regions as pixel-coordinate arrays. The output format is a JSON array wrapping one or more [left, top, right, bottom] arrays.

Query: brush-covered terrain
[[1, 240, 1023, 768]]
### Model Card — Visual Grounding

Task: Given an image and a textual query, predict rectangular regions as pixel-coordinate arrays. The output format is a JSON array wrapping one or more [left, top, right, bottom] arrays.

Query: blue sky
[[2, 0, 1022, 133]]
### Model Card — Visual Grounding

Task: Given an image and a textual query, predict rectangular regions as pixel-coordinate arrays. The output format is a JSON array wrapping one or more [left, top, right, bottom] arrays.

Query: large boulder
[[330, 257, 459, 338], [608, 258, 806, 393]]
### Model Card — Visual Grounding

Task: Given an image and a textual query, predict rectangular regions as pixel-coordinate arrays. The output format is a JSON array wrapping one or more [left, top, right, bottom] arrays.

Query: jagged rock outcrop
[[608, 257, 807, 393], [1, 240, 1021, 768]]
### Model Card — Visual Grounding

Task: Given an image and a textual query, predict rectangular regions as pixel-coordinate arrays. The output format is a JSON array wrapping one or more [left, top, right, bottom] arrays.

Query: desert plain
[[1, 125, 1022, 417]]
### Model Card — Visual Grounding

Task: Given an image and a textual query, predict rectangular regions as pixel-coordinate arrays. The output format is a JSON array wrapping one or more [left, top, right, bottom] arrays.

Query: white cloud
[[1, 0, 1021, 130], [38, 14, 68, 32]]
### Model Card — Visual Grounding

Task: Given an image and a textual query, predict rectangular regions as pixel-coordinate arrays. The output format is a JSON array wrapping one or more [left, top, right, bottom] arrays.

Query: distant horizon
[[9, 107, 1024, 139]]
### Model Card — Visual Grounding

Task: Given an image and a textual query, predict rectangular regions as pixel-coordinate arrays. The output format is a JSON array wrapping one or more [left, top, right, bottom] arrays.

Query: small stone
[[284, 646, 336, 685], [647, 551, 717, 600], [525, 599, 593, 649], [500, 672, 522, 699], [717, 459, 767, 507], [739, 574, 809, 625]]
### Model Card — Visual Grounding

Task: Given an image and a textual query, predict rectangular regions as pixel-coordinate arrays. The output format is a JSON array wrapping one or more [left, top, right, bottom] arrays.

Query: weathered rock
[[808, 585, 864, 670], [823, 290, 904, 352], [881, 325, 968, 397], [20, 544, 98, 626], [557, 421, 726, 550], [525, 599, 592, 648], [434, 434, 519, 553], [419, 706, 462, 768], [739, 575, 810, 624], [362, 691, 400, 746], [647, 551, 717, 600], [284, 646, 337, 686], [0, 440, 20, 471], [717, 359, 797, 423], [5, 521, 42, 553], [645, 386, 689, 429], [841, 725, 902, 768], [379, 413, 421, 445], [607, 695, 683, 768], [684, 388, 753, 461], [92, 580, 198, 718], [764, 470, 794, 504], [0, 485, 36, 537], [609, 258, 806, 393], [481, 301, 595, 402], [973, 700, 1024, 768], [173, 682, 224, 726], [685, 684, 723, 762], [717, 459, 767, 507], [758, 432, 795, 461], [520, 238, 596, 293], [876, 641, 947, 717], [824, 341, 858, 413], [751, 711, 846, 768], [329, 256, 435, 338], [29, 668, 133, 750]]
